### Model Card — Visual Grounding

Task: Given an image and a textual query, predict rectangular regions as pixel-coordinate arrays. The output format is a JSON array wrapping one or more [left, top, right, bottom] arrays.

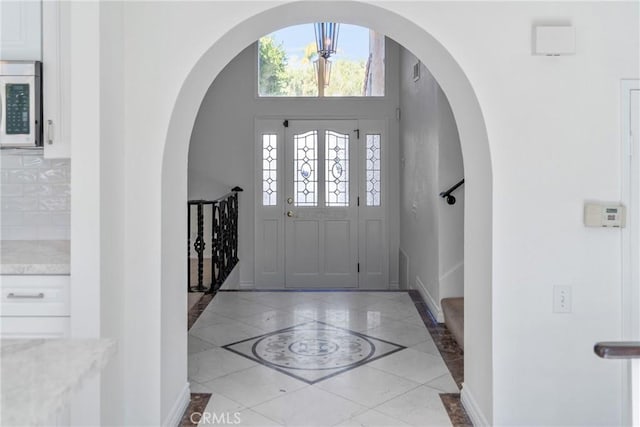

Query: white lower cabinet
[[1, 275, 73, 426], [1, 316, 70, 338], [0, 275, 70, 338]]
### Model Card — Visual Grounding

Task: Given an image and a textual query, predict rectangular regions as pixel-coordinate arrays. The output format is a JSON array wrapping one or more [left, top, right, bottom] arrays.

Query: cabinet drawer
[[0, 275, 70, 316], [0, 316, 69, 338]]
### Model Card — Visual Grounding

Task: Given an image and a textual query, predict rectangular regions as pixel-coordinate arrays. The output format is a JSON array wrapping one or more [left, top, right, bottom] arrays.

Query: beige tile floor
[[188, 291, 458, 426]]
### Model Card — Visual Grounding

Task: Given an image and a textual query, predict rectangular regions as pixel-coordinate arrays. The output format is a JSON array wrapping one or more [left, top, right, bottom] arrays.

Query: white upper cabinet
[[0, 1, 70, 158], [42, 0, 71, 158], [0, 1, 42, 60]]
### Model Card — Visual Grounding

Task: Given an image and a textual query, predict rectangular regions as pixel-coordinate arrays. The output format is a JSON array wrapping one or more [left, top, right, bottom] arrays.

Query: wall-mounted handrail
[[439, 179, 464, 205], [187, 187, 243, 293], [594, 342, 640, 359]]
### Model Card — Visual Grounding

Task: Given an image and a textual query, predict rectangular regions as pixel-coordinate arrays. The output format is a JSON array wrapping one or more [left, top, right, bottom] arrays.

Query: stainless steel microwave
[[0, 61, 42, 147]]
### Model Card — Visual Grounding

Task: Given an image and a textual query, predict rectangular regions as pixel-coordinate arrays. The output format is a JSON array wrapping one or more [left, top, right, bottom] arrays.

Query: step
[[441, 297, 464, 351]]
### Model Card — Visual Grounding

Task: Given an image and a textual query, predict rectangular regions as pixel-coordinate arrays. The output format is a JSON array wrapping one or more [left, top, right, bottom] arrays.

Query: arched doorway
[[161, 1, 493, 423]]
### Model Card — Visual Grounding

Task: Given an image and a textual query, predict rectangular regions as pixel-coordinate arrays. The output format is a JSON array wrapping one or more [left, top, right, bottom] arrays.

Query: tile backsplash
[[1, 149, 70, 240]]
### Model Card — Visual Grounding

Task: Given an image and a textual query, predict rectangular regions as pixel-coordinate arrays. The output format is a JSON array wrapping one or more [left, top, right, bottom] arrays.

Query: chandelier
[[314, 58, 332, 87], [314, 23, 339, 94], [314, 23, 340, 59]]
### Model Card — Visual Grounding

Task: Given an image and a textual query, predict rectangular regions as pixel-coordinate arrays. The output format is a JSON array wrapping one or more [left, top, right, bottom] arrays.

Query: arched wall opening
[[161, 1, 493, 422], [187, 28, 466, 303]]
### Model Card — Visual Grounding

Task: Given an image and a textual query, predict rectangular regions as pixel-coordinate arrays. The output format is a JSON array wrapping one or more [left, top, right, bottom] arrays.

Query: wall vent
[[412, 61, 421, 81]]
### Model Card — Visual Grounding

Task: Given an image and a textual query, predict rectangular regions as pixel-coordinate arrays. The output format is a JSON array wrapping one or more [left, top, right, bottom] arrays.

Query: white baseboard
[[461, 383, 489, 426], [164, 382, 190, 427], [439, 260, 464, 299], [399, 248, 409, 289], [239, 281, 255, 289], [414, 276, 444, 322]]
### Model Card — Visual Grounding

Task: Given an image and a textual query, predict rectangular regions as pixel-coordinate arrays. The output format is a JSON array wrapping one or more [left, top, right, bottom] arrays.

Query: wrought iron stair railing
[[188, 187, 242, 293]]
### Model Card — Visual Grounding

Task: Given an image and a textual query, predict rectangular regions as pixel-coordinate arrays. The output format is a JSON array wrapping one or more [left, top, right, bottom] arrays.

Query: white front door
[[254, 118, 388, 289], [284, 120, 358, 288]]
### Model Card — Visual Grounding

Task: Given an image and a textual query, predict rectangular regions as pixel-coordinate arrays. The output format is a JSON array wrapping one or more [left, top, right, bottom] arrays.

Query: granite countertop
[[0, 240, 70, 275], [0, 338, 117, 426]]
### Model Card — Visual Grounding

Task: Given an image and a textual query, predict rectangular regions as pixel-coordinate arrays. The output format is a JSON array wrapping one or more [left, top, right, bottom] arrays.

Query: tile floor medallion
[[223, 320, 406, 384], [186, 290, 469, 426]]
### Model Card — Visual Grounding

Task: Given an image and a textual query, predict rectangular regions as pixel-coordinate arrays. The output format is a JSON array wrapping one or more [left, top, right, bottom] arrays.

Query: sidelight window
[[365, 134, 381, 206], [262, 134, 278, 206]]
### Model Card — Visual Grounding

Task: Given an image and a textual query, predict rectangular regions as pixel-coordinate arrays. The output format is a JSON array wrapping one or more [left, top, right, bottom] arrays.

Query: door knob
[[287, 197, 293, 205], [286, 211, 294, 217]]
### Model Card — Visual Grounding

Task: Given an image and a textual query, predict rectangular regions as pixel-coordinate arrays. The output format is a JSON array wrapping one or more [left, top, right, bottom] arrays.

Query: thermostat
[[584, 203, 626, 228]]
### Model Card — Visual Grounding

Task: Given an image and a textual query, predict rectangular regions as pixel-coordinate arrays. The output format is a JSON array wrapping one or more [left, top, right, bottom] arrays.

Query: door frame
[[621, 79, 640, 426], [254, 116, 389, 289]]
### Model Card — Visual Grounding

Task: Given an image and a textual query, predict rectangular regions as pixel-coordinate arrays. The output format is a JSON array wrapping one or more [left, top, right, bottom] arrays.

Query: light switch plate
[[553, 285, 571, 314]]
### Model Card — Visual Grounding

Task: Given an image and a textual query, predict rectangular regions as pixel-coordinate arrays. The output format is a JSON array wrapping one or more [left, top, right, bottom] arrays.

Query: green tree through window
[[258, 36, 290, 96]]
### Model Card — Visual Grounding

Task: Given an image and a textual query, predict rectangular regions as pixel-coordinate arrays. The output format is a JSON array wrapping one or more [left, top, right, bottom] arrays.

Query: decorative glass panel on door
[[325, 130, 349, 207], [365, 134, 381, 206], [293, 130, 318, 206], [262, 134, 278, 206]]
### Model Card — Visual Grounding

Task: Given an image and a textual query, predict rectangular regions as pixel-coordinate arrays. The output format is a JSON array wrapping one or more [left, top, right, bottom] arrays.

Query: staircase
[[188, 187, 242, 293], [441, 297, 464, 351]]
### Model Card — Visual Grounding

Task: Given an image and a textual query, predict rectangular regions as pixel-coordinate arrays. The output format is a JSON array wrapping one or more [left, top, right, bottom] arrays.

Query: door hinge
[[357, 263, 360, 273], [357, 196, 360, 206], [283, 119, 289, 128], [355, 129, 360, 139]]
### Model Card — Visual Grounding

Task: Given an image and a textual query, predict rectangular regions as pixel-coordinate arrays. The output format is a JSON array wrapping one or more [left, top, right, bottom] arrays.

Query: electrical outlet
[[553, 285, 572, 313]]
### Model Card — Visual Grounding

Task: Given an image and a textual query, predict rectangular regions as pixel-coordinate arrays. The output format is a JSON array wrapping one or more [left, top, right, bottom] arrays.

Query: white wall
[[398, 52, 442, 305], [437, 93, 464, 301], [398, 47, 464, 320], [428, 3, 637, 424], [99, 1, 126, 425], [65, 1, 639, 425], [188, 41, 401, 287]]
